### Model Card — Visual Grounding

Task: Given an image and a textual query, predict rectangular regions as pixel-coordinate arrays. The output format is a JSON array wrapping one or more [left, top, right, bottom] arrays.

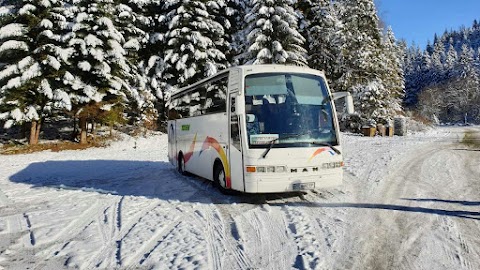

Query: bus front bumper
[[243, 171, 343, 193]]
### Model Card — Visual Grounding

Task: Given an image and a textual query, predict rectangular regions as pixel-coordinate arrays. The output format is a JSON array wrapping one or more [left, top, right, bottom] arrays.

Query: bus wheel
[[214, 163, 233, 195], [178, 155, 186, 175]]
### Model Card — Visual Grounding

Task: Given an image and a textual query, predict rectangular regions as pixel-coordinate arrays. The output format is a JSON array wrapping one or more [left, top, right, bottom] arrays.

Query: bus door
[[228, 92, 245, 191]]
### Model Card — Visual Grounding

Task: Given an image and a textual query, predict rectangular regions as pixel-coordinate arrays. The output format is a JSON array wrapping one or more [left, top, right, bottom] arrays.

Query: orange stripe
[[308, 148, 327, 162]]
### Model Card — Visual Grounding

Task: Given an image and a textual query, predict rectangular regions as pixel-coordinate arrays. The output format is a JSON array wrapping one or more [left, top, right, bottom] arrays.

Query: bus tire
[[213, 163, 233, 195], [178, 154, 186, 175]]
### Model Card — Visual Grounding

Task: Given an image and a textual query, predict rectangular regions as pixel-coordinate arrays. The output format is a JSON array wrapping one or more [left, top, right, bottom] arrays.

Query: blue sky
[[376, 0, 480, 49]]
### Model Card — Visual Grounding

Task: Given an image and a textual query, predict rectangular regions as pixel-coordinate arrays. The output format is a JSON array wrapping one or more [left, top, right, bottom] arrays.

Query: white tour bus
[[167, 65, 353, 193]]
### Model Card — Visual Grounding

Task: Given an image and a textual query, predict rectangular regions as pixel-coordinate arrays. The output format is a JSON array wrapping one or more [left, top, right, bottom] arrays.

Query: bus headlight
[[257, 166, 266, 173], [322, 162, 344, 169]]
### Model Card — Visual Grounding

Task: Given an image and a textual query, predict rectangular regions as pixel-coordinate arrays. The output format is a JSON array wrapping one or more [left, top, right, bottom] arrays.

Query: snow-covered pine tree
[[67, 0, 133, 143], [244, 0, 307, 66], [403, 44, 426, 107], [448, 44, 480, 123], [444, 42, 458, 79], [163, 0, 228, 88], [300, 0, 343, 87], [113, 0, 157, 127], [430, 37, 447, 84], [135, 0, 179, 127], [0, 0, 71, 144], [225, 0, 249, 65], [204, 0, 241, 66], [380, 27, 405, 119], [336, 0, 387, 125]]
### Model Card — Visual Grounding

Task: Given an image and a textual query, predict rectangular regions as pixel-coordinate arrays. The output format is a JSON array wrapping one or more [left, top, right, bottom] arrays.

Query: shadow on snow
[[9, 160, 480, 220], [403, 198, 480, 206], [8, 160, 301, 204]]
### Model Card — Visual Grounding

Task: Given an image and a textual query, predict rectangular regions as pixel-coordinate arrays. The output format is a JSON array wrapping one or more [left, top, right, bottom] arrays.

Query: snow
[[0, 127, 479, 269], [78, 61, 91, 71], [25, 106, 39, 121], [0, 40, 29, 54], [39, 79, 54, 99], [40, 19, 53, 29], [0, 23, 27, 39], [18, 4, 37, 16], [84, 34, 103, 47]]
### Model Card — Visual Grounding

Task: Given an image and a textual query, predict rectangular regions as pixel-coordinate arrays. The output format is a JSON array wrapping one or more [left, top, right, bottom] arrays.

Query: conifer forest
[[0, 0, 478, 145]]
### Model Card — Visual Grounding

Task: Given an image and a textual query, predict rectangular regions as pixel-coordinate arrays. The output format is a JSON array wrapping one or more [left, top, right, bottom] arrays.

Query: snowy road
[[0, 127, 479, 269]]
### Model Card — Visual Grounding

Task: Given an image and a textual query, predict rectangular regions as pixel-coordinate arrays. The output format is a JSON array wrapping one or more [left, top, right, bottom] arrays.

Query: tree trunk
[[79, 116, 88, 144], [34, 120, 41, 145], [29, 120, 41, 145], [21, 123, 27, 140], [72, 117, 78, 140]]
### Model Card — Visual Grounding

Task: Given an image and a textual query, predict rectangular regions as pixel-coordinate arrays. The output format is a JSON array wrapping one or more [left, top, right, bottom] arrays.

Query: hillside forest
[[0, 0, 478, 145]]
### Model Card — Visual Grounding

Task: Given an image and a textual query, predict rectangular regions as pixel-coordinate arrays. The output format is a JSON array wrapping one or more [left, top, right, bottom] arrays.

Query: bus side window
[[177, 96, 190, 119], [188, 86, 206, 117], [205, 76, 228, 113]]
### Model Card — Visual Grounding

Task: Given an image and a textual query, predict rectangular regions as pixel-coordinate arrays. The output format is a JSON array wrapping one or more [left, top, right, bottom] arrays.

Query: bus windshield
[[244, 73, 337, 148]]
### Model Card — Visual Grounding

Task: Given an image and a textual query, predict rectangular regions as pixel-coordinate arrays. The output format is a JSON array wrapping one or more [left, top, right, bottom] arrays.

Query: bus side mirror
[[345, 95, 354, 114], [246, 114, 256, 123], [332, 92, 355, 114]]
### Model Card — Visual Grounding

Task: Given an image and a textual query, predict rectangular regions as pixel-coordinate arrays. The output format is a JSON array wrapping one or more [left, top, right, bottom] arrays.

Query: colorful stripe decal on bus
[[184, 133, 197, 164], [308, 147, 335, 162], [200, 137, 231, 188]]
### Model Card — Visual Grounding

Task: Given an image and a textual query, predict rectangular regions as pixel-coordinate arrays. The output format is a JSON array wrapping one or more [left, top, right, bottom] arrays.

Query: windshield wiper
[[261, 132, 313, 158], [311, 141, 341, 155]]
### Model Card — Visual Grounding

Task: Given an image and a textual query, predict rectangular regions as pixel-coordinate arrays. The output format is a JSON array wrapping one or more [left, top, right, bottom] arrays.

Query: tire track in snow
[[116, 196, 124, 230], [360, 146, 441, 270], [282, 204, 330, 270], [30, 198, 109, 265], [357, 140, 479, 270], [137, 217, 184, 265], [84, 199, 160, 268], [22, 213, 35, 246], [229, 199, 296, 270], [195, 205, 252, 270], [171, 174, 255, 269], [0, 186, 38, 262]]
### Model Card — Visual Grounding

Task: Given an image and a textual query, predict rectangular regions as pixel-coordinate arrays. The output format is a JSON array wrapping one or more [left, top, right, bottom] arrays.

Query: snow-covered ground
[[0, 127, 479, 270]]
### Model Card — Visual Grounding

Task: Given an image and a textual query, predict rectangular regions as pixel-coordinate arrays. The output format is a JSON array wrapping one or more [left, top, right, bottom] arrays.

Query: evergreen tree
[[380, 27, 405, 118], [113, 0, 156, 125], [67, 0, 133, 143], [448, 44, 479, 123], [244, 0, 307, 65], [135, 0, 179, 126], [336, 0, 387, 124], [0, 0, 71, 144], [444, 43, 457, 79], [163, 0, 228, 88], [429, 36, 447, 84], [227, 0, 249, 65], [301, 0, 343, 85], [206, 0, 244, 65]]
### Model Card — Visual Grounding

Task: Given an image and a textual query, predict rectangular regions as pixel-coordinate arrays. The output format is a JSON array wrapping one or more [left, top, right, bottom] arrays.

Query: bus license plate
[[293, 182, 315, 190]]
